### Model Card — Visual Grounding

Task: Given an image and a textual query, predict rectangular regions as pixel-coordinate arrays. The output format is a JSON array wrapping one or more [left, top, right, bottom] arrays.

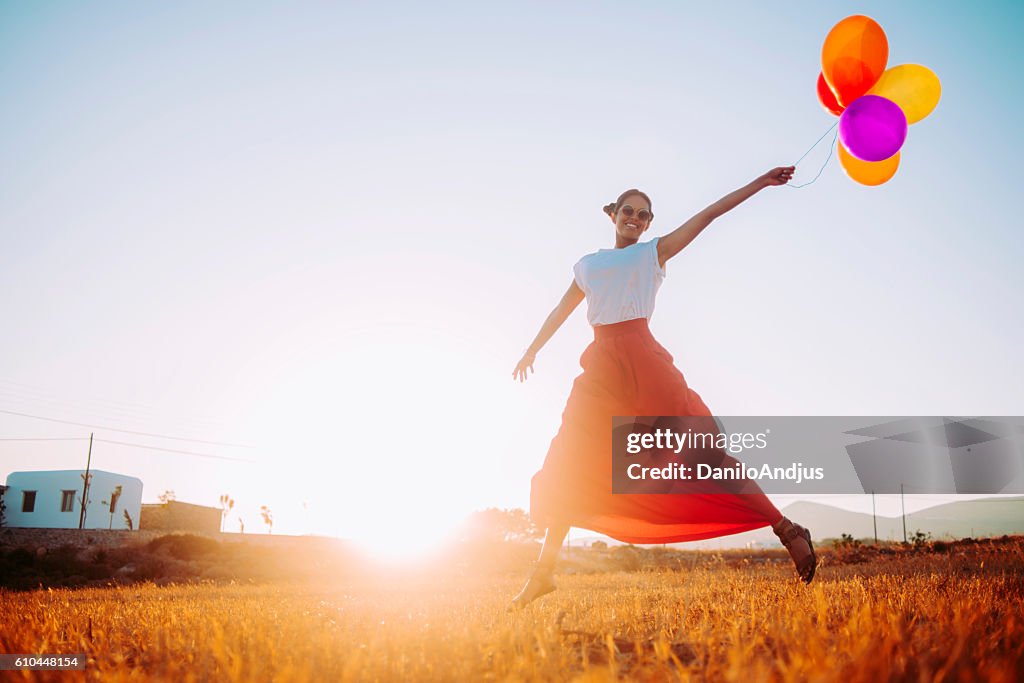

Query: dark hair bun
[[602, 202, 616, 216]]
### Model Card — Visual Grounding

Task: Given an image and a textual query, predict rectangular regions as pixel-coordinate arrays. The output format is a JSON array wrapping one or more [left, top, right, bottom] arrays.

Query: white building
[[3, 470, 143, 530]]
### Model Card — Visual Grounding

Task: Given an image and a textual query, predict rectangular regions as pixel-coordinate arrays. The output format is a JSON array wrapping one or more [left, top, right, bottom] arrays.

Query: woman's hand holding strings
[[759, 166, 796, 187]]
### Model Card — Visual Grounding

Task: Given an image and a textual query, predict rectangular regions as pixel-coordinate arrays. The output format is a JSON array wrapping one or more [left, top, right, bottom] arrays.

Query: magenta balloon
[[838, 95, 908, 162]]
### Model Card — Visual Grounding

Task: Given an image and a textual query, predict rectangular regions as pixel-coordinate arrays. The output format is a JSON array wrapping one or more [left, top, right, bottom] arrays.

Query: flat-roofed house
[[3, 470, 142, 530]]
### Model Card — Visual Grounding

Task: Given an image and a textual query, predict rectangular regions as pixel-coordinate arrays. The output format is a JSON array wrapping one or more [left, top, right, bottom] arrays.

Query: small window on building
[[22, 490, 37, 513], [61, 490, 76, 513]]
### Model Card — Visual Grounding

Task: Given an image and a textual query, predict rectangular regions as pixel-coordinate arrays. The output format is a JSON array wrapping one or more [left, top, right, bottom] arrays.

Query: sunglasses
[[619, 205, 653, 222]]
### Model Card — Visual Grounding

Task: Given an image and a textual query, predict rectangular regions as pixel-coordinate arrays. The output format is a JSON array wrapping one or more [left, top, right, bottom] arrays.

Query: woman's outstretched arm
[[512, 280, 585, 382], [656, 166, 794, 268]]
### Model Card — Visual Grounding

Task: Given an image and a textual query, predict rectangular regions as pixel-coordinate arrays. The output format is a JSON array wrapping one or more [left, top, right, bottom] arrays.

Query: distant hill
[[569, 497, 1024, 549], [779, 497, 1024, 542]]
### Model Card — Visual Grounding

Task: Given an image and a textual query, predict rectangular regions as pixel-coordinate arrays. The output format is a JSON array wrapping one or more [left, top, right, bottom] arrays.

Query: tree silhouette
[[260, 505, 273, 534], [461, 508, 542, 544], [219, 494, 235, 532], [102, 485, 123, 529]]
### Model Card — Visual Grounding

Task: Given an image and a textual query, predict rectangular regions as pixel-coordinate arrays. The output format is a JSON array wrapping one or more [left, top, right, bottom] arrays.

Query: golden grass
[[3, 542, 1023, 682]]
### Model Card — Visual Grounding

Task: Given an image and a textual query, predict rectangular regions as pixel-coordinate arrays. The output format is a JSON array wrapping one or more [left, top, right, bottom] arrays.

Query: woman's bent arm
[[656, 166, 794, 268], [512, 280, 585, 382]]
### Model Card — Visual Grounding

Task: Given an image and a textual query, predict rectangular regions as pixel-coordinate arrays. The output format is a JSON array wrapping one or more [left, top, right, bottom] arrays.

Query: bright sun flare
[[234, 322, 510, 561]]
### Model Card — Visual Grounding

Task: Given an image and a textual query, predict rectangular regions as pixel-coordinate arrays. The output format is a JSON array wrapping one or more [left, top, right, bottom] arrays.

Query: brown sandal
[[773, 517, 817, 584], [507, 561, 557, 611]]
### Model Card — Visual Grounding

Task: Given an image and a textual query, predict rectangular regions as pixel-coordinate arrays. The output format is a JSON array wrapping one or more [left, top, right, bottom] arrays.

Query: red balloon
[[816, 72, 844, 116]]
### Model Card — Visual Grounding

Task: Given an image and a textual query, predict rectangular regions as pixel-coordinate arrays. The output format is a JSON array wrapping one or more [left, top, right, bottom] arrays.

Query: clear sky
[[2, 1, 1022, 550]]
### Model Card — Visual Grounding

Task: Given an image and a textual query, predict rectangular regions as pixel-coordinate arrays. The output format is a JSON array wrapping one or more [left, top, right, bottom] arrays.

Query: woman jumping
[[510, 166, 817, 609]]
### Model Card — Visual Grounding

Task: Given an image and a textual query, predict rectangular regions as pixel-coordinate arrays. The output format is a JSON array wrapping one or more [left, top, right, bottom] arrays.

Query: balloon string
[[793, 121, 839, 166], [786, 121, 839, 189]]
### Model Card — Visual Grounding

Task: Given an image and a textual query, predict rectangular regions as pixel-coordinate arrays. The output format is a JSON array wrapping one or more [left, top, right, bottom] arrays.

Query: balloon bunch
[[817, 15, 941, 186]]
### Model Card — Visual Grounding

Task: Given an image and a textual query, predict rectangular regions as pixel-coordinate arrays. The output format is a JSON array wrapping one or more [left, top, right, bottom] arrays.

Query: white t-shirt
[[573, 237, 666, 326]]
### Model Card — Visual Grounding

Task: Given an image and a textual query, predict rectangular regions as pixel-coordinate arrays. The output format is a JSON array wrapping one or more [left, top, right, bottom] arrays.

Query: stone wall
[[0, 527, 212, 551], [0, 526, 345, 552]]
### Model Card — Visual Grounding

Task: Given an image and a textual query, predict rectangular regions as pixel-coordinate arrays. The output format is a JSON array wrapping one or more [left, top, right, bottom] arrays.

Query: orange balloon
[[838, 141, 899, 186], [822, 15, 888, 107], [816, 72, 844, 116]]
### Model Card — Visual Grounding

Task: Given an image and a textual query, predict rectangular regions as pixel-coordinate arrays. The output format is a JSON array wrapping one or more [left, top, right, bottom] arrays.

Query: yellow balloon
[[839, 142, 900, 185], [867, 64, 942, 124]]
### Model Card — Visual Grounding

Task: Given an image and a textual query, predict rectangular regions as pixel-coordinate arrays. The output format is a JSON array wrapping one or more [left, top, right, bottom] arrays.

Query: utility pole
[[78, 433, 93, 530], [872, 491, 877, 545], [900, 482, 907, 544]]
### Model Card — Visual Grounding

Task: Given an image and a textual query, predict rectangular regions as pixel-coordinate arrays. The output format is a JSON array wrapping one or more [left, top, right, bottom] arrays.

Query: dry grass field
[[2, 538, 1023, 682]]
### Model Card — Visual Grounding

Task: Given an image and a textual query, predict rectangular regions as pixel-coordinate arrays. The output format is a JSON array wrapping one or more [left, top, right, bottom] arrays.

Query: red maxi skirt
[[530, 317, 783, 544]]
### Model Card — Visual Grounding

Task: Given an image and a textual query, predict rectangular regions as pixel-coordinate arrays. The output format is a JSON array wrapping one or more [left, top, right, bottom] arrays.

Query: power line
[[93, 437, 257, 463], [0, 383, 232, 432], [0, 378, 226, 419], [0, 389, 211, 430], [906, 497, 1024, 503], [0, 435, 259, 463], [0, 437, 89, 442], [901, 494, 1022, 501], [0, 408, 252, 448]]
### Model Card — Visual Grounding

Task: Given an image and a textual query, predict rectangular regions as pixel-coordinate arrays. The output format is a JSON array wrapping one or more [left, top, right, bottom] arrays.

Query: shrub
[[148, 534, 221, 561], [609, 545, 642, 572], [837, 533, 862, 549], [911, 530, 932, 549], [7, 547, 35, 567], [131, 559, 169, 581]]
